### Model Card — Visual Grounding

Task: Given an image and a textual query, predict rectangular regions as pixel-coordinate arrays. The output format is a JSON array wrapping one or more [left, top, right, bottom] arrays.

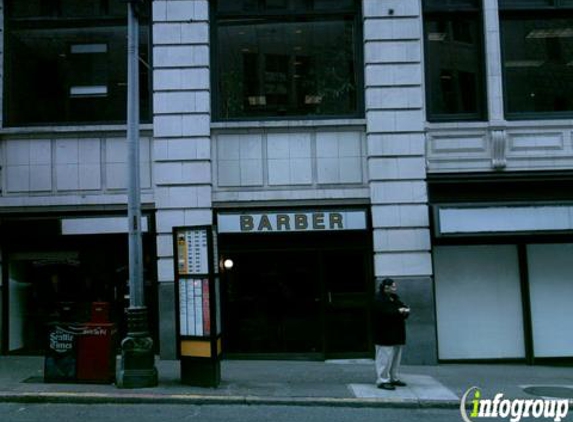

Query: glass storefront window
[[213, 0, 361, 120], [4, 0, 151, 126], [423, 1, 486, 121]]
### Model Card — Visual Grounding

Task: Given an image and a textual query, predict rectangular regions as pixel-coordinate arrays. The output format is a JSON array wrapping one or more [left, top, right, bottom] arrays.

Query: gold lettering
[[295, 214, 308, 230], [258, 214, 273, 231], [313, 212, 325, 230], [240, 215, 254, 231], [277, 214, 290, 231], [329, 213, 344, 229]]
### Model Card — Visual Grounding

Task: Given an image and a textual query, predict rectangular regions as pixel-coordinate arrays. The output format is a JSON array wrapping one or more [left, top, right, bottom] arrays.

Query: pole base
[[116, 366, 158, 389], [117, 308, 158, 389]]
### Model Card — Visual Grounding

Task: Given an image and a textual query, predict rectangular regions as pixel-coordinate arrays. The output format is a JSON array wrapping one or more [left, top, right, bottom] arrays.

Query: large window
[[212, 0, 362, 120], [5, 0, 150, 126], [423, 0, 486, 121], [500, 0, 573, 118]]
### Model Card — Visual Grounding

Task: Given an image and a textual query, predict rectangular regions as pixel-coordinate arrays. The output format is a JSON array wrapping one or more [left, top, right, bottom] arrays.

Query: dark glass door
[[223, 249, 322, 356], [321, 249, 371, 358], [220, 230, 373, 359]]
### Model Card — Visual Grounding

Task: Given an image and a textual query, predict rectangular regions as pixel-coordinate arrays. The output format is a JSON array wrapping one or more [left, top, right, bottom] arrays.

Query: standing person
[[373, 278, 410, 390]]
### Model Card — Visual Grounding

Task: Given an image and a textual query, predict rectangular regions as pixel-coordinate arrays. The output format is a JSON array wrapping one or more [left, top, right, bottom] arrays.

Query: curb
[[0, 391, 461, 409]]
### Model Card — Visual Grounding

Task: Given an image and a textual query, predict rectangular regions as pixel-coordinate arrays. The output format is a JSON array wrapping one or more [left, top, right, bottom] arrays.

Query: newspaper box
[[76, 323, 117, 383]]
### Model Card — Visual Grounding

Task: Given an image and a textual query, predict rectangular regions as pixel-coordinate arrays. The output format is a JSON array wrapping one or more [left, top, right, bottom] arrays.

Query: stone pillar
[[152, 0, 212, 359], [483, 0, 507, 170], [0, 1, 4, 127], [483, 0, 504, 124], [363, 0, 436, 364]]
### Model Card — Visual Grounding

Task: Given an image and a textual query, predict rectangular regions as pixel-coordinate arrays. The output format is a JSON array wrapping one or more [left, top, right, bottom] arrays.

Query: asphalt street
[[1, 403, 572, 422], [0, 403, 461, 422]]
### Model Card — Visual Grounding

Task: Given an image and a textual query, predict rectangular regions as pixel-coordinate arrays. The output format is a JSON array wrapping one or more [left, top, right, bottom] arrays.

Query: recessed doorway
[[219, 230, 372, 359]]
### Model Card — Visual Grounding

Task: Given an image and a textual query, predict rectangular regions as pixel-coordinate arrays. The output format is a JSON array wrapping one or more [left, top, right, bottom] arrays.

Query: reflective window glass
[[214, 3, 361, 120], [501, 17, 573, 115], [424, 0, 480, 11], [423, 2, 486, 120], [499, 0, 553, 8], [5, 0, 150, 126]]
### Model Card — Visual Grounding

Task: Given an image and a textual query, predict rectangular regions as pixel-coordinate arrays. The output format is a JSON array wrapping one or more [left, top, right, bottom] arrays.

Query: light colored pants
[[375, 345, 403, 384]]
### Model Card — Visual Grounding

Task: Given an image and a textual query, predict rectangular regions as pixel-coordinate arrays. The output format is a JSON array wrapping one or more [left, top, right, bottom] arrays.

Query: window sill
[[425, 121, 491, 131], [505, 115, 573, 124], [427, 118, 573, 132], [0, 123, 154, 137], [211, 118, 367, 130]]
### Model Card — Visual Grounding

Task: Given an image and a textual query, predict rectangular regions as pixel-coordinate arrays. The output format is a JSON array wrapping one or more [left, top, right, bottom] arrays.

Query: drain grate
[[523, 386, 573, 399]]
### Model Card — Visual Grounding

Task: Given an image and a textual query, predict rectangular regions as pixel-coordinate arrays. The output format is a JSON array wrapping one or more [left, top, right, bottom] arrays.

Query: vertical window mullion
[[483, 0, 505, 122]]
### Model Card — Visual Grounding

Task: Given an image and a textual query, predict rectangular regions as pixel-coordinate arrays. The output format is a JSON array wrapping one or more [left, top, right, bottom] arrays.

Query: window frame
[[210, 0, 364, 122], [422, 0, 488, 122], [499, 3, 573, 120], [3, 0, 153, 127], [499, 0, 573, 11]]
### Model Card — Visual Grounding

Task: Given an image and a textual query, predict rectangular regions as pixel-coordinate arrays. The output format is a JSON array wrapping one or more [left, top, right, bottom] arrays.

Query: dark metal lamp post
[[117, 0, 158, 389]]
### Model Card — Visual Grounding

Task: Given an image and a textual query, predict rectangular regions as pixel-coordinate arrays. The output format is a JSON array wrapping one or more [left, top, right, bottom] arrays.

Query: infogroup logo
[[460, 387, 570, 422]]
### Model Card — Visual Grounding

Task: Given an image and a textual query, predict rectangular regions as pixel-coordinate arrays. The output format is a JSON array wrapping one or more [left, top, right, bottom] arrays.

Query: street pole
[[117, 0, 158, 388]]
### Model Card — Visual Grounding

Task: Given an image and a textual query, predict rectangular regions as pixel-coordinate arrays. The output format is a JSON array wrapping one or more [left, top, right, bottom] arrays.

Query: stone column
[[363, 0, 436, 364], [483, 0, 507, 169], [484, 0, 504, 124], [152, 0, 212, 359]]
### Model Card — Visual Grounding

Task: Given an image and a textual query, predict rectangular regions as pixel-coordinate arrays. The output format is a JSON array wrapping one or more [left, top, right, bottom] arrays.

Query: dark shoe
[[377, 382, 396, 390], [391, 380, 407, 387]]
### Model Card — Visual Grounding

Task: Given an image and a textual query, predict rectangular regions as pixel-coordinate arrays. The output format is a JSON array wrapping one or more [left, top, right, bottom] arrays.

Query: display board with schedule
[[173, 226, 222, 387]]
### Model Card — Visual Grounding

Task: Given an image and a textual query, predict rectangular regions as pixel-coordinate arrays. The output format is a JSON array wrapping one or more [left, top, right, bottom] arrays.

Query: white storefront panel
[[437, 205, 573, 236], [527, 244, 573, 358], [434, 245, 525, 360]]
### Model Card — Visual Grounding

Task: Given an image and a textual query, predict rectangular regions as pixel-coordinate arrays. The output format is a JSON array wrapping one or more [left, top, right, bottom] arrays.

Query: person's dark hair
[[381, 278, 394, 287], [379, 278, 394, 293]]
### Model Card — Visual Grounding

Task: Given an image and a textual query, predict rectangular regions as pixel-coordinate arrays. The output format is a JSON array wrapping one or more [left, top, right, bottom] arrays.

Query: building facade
[[0, 0, 572, 364]]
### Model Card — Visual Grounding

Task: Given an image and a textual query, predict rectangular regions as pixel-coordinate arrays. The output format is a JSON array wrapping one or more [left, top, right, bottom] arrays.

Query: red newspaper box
[[76, 323, 117, 383], [91, 302, 110, 323]]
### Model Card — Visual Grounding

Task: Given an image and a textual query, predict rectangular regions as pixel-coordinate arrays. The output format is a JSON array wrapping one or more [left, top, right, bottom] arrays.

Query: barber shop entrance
[[217, 209, 373, 359]]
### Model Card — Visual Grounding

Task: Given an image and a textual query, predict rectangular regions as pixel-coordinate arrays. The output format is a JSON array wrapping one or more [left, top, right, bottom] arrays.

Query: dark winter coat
[[373, 292, 408, 346]]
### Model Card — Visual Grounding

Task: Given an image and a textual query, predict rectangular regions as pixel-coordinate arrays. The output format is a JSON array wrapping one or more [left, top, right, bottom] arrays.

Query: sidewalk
[[0, 356, 572, 408]]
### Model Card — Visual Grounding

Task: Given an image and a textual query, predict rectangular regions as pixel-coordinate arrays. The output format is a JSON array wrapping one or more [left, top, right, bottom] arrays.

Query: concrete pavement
[[0, 356, 572, 408]]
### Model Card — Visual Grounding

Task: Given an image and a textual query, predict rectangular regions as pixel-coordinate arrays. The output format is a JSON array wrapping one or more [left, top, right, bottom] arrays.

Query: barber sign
[[217, 210, 367, 233]]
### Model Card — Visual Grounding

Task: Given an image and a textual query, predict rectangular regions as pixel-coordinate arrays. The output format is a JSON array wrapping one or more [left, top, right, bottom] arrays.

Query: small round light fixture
[[223, 258, 234, 270]]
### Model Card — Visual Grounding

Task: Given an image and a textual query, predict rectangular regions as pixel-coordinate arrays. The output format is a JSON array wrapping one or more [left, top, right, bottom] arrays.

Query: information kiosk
[[173, 225, 221, 387]]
